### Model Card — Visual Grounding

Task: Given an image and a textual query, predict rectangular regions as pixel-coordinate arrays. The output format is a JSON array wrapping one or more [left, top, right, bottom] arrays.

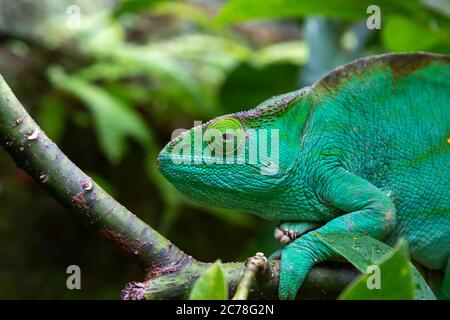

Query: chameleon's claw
[[274, 221, 323, 244], [274, 226, 297, 244]]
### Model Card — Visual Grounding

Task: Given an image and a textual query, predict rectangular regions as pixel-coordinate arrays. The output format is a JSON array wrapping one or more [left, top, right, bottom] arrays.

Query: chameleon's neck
[[246, 161, 318, 221], [252, 95, 341, 222], [248, 99, 323, 221]]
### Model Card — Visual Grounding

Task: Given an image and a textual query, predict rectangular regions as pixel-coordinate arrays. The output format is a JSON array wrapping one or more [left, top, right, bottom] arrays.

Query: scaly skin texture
[[158, 53, 450, 299]]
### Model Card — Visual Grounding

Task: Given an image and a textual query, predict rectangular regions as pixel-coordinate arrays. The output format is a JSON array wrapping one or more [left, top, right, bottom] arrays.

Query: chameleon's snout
[[155, 157, 160, 167]]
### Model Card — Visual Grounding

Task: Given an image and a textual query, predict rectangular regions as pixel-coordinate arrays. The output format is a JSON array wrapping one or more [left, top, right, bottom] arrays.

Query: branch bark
[[0, 74, 358, 299]]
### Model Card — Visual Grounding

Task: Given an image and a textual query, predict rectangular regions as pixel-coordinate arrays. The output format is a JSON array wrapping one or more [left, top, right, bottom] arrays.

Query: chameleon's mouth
[[156, 153, 173, 173]]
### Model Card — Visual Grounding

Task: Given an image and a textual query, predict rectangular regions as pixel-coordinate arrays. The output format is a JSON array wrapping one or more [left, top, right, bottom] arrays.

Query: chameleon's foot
[[278, 233, 334, 299], [274, 226, 296, 244], [274, 221, 322, 244]]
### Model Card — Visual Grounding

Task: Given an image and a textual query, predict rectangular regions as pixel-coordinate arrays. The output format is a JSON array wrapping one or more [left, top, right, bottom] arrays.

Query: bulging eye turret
[[205, 117, 245, 155]]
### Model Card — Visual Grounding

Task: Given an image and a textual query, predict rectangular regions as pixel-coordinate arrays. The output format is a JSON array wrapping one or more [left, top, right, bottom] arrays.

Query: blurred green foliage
[[0, 0, 448, 298]]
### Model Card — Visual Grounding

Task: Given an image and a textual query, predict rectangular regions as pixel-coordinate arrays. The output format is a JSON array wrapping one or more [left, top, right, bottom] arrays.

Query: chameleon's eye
[[205, 117, 244, 155]]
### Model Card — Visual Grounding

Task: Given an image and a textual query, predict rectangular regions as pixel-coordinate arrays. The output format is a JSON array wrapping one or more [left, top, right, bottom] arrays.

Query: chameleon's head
[[157, 88, 310, 214]]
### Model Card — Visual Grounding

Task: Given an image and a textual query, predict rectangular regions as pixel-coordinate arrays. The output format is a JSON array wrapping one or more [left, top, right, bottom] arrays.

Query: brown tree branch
[[0, 74, 358, 299]]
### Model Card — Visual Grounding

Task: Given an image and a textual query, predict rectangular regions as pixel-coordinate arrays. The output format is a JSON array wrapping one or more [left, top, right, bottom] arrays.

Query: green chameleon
[[157, 53, 450, 299]]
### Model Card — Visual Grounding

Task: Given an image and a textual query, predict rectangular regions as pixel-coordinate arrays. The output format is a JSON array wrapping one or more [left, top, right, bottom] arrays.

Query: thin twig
[[232, 252, 271, 300]]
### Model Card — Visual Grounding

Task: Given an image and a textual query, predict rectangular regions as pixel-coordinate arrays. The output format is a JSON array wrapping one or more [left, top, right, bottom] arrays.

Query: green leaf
[[47, 66, 150, 163], [215, 0, 425, 24], [251, 41, 309, 67], [316, 232, 389, 270], [339, 239, 415, 300], [112, 0, 165, 18], [75, 63, 144, 82], [316, 233, 436, 299], [152, 2, 213, 28], [189, 260, 228, 300], [216, 0, 368, 23], [382, 15, 441, 52]]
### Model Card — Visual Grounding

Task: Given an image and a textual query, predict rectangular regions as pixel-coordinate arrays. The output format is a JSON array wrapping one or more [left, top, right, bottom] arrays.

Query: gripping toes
[[274, 221, 322, 244], [274, 226, 295, 244]]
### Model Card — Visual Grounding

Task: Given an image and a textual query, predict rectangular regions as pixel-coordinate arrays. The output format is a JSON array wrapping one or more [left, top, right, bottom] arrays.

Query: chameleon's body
[[158, 53, 450, 299]]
